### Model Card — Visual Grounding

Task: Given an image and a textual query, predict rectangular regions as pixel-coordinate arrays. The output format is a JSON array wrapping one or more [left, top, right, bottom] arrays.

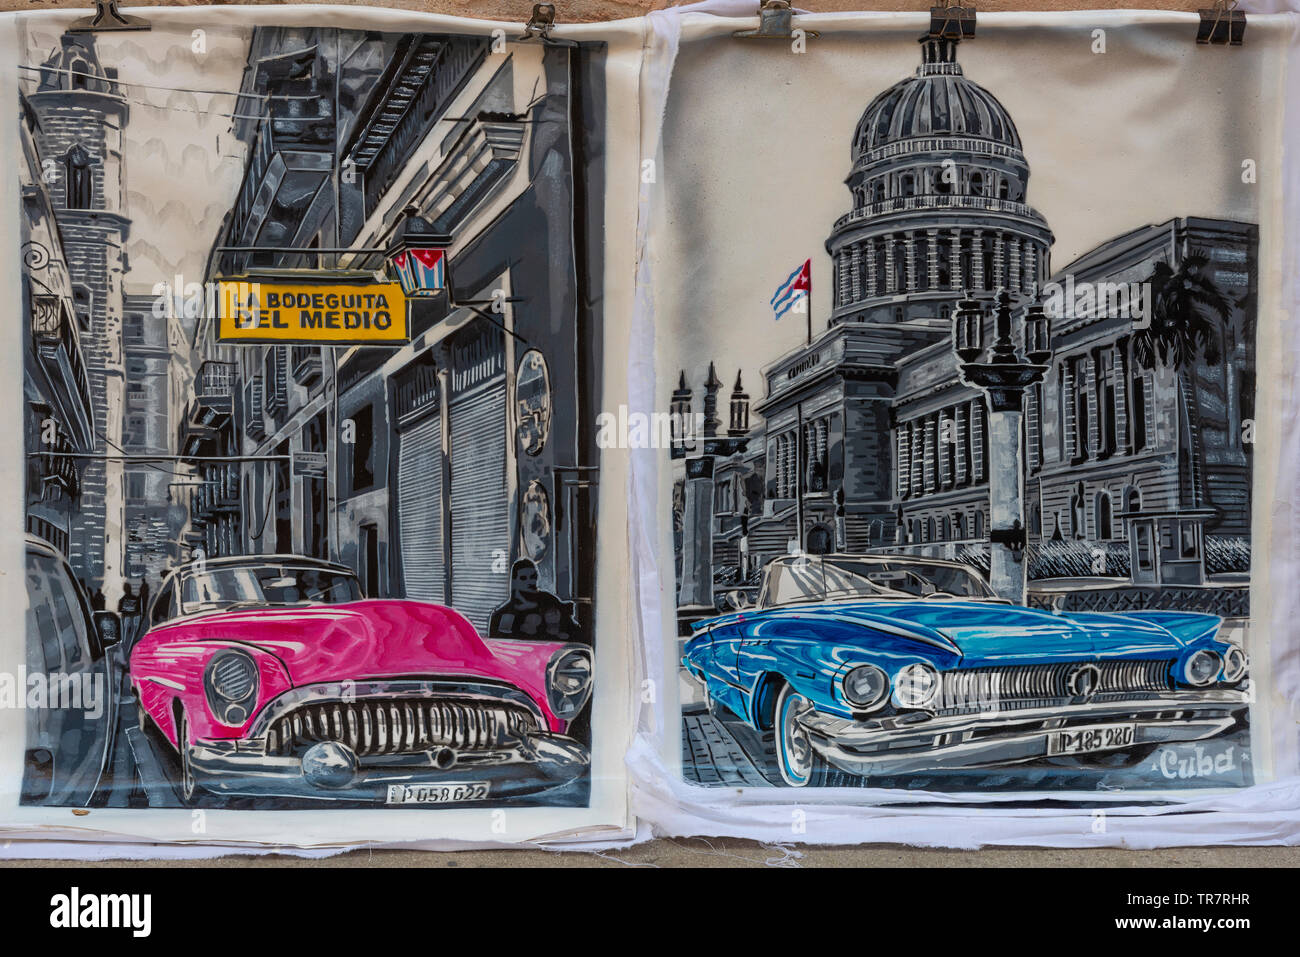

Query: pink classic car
[[129, 555, 592, 805]]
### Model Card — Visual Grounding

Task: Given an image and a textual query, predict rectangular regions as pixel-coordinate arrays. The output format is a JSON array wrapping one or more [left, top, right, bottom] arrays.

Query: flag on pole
[[771, 259, 811, 320]]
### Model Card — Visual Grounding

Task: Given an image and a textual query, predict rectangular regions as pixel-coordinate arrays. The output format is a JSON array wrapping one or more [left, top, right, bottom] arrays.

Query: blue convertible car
[[682, 554, 1250, 787]]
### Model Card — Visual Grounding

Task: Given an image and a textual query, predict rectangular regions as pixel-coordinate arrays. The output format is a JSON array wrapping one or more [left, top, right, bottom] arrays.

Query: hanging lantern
[[386, 205, 451, 298]]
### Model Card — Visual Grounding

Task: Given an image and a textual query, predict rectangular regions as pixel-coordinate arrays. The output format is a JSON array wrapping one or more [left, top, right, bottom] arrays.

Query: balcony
[[181, 361, 235, 457], [30, 293, 93, 449], [831, 193, 1049, 233], [291, 345, 323, 387], [192, 462, 241, 518], [344, 35, 489, 221]]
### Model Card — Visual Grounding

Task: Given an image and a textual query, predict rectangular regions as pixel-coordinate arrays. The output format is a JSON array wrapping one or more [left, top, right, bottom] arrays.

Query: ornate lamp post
[[952, 288, 1051, 604]]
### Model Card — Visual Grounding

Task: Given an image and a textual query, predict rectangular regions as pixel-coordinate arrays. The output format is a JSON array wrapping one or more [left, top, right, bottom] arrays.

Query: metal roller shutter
[[397, 414, 445, 602], [449, 378, 508, 632]]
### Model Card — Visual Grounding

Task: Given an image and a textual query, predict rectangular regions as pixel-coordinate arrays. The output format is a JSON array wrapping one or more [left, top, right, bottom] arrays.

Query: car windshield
[[178, 565, 361, 615], [765, 557, 994, 606]]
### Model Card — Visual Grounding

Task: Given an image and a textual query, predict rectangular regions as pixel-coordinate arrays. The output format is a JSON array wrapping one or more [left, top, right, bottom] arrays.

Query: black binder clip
[[733, 0, 820, 41], [929, 2, 976, 41], [68, 0, 150, 33], [521, 3, 557, 42], [1197, 0, 1245, 45]]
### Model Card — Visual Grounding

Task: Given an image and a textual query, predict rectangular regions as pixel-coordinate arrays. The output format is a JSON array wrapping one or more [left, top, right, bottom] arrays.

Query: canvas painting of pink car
[[129, 556, 592, 806]]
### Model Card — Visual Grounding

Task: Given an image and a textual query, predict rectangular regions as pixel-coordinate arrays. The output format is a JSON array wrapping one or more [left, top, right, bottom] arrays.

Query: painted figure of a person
[[488, 558, 582, 643]]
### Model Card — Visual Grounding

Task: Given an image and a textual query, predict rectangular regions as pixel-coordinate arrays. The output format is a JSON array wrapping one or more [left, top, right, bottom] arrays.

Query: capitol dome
[[853, 37, 1021, 157], [824, 35, 1053, 328]]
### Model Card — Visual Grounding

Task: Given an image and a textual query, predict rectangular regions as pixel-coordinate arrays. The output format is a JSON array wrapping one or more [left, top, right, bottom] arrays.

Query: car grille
[[265, 697, 540, 756], [937, 659, 1175, 714]]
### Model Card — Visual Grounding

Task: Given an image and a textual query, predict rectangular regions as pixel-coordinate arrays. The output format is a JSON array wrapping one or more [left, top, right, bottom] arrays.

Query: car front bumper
[[188, 732, 590, 803], [798, 689, 1250, 776]]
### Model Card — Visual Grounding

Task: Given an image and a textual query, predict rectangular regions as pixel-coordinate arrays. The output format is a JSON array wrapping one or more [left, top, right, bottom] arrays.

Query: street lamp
[[386, 205, 451, 297], [951, 288, 1051, 604]]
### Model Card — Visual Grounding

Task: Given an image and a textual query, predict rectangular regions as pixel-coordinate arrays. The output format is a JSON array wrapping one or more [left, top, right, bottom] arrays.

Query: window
[[349, 404, 376, 495], [150, 579, 175, 627], [900, 173, 916, 197], [1130, 358, 1148, 452], [1095, 492, 1113, 540], [968, 171, 984, 196], [63, 144, 94, 209]]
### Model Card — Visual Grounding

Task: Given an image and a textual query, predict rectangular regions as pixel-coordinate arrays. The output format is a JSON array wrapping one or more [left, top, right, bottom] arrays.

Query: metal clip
[[68, 0, 151, 33], [929, 2, 976, 41], [521, 3, 557, 42], [1197, 0, 1245, 45], [733, 1, 819, 41]]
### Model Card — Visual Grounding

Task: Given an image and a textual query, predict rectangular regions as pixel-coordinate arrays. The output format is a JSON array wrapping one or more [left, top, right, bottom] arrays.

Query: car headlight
[[893, 662, 939, 709], [1182, 649, 1222, 687], [546, 646, 593, 721], [841, 664, 889, 711], [1222, 646, 1248, 683], [204, 650, 259, 726]]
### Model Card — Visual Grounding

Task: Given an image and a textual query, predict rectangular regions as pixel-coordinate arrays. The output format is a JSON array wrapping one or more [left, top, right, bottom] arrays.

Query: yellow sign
[[217, 281, 409, 344]]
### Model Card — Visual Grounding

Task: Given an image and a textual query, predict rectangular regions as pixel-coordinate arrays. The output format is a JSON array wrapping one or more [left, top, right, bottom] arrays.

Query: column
[[1008, 236, 1022, 292], [904, 233, 917, 292], [987, 402, 1026, 603], [972, 229, 985, 291], [993, 233, 1006, 291], [850, 243, 863, 303], [927, 228, 940, 289], [865, 237, 878, 298], [884, 236, 896, 294], [949, 228, 962, 291]]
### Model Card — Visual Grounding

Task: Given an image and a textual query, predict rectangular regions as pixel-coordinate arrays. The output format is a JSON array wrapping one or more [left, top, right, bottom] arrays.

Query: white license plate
[[385, 783, 491, 805], [1049, 724, 1136, 756]]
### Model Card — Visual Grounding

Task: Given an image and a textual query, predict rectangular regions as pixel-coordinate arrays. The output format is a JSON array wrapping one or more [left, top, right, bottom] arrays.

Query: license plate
[[1049, 724, 1136, 756], [385, 783, 491, 805]]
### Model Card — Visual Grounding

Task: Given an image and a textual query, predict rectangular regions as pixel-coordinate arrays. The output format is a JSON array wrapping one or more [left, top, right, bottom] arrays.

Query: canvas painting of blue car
[[660, 28, 1260, 793]]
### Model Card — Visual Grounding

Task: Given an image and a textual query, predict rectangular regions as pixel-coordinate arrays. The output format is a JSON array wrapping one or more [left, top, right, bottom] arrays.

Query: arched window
[[893, 239, 907, 291], [874, 245, 887, 296], [953, 512, 965, 540], [872, 181, 885, 203], [900, 172, 916, 198], [998, 179, 1009, 200], [1125, 486, 1142, 515], [1095, 492, 1113, 541], [925, 518, 936, 543], [63, 144, 94, 210], [973, 510, 985, 539], [969, 171, 984, 196], [936, 238, 952, 287], [940, 516, 951, 541]]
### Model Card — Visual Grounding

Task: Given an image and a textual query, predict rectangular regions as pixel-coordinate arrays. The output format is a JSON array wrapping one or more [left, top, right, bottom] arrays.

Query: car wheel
[[176, 711, 198, 805], [773, 683, 830, 788]]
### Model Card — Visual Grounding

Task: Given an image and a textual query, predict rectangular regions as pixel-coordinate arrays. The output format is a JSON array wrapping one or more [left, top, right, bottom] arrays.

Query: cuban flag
[[391, 247, 446, 295], [771, 259, 811, 320]]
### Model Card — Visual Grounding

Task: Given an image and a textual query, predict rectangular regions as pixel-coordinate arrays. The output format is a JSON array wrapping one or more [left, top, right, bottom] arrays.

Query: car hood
[[150, 600, 517, 686], [788, 601, 1209, 664]]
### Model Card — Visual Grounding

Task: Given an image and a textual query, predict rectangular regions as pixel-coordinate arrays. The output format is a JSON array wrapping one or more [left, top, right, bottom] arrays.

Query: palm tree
[[1132, 253, 1230, 370], [1131, 252, 1231, 508]]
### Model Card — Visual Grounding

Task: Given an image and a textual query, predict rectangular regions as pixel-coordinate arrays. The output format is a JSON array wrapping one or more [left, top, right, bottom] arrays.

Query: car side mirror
[[725, 591, 752, 611], [93, 610, 122, 649]]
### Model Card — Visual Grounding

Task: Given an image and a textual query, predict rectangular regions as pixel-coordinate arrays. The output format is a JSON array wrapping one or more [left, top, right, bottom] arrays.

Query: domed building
[[675, 35, 1256, 616], [827, 35, 1053, 328]]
